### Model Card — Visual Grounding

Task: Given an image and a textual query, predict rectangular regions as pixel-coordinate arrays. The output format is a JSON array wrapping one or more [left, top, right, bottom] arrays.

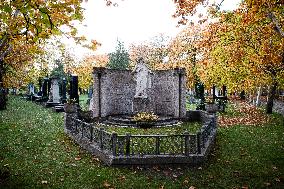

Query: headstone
[[49, 77, 60, 103], [46, 77, 61, 107], [37, 78, 43, 96], [12, 87, 17, 95], [88, 85, 93, 99], [42, 78, 49, 99], [87, 85, 93, 109], [28, 83, 35, 95], [69, 75, 79, 104], [61, 78, 67, 103]]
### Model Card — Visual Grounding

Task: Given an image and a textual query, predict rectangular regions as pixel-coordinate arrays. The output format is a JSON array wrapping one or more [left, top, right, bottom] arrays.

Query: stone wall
[[91, 67, 186, 118]]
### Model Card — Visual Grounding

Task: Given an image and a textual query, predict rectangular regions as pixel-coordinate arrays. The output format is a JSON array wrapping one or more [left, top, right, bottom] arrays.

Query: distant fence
[[64, 111, 217, 165]]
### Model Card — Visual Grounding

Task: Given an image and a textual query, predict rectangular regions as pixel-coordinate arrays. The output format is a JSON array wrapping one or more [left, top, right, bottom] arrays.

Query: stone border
[[64, 110, 217, 165]]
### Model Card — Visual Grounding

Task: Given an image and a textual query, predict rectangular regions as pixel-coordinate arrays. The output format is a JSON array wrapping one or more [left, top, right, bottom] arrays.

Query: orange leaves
[[219, 101, 270, 127]]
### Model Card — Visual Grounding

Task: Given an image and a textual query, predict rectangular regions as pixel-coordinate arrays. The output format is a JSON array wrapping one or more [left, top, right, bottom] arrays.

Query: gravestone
[[87, 85, 93, 109], [46, 77, 61, 107], [12, 88, 17, 95], [37, 78, 43, 96], [42, 78, 49, 100], [69, 75, 79, 104], [61, 78, 67, 103], [91, 57, 186, 118], [28, 83, 35, 95], [53, 78, 67, 112]]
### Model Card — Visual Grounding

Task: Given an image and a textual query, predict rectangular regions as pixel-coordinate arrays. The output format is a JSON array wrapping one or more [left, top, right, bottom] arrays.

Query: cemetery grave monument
[[64, 58, 217, 165]]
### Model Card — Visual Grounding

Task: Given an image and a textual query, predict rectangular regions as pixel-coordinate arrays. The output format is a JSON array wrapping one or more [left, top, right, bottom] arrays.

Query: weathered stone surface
[[132, 97, 153, 114], [50, 78, 60, 103], [91, 67, 186, 118], [132, 58, 152, 98]]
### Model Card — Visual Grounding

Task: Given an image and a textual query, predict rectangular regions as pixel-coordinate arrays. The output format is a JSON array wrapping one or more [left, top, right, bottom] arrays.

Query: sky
[[69, 0, 241, 55]]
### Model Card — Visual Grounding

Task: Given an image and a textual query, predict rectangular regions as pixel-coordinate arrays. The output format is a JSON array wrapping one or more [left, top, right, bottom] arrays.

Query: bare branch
[[0, 45, 12, 61], [268, 12, 284, 38], [216, 0, 225, 10]]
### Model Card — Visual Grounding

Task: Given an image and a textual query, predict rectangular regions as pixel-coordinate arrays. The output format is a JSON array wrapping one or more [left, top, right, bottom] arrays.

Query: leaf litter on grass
[[219, 101, 270, 127]]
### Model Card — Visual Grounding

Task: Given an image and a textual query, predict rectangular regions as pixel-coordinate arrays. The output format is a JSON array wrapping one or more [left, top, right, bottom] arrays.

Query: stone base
[[45, 101, 61, 107], [53, 104, 65, 112], [132, 97, 153, 114]]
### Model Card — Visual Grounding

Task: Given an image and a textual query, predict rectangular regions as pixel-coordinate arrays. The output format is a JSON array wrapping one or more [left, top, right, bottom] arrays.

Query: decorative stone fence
[[64, 110, 217, 165]]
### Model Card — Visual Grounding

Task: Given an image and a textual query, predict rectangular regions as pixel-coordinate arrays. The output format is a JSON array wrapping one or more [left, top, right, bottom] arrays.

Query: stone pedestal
[[132, 97, 153, 114]]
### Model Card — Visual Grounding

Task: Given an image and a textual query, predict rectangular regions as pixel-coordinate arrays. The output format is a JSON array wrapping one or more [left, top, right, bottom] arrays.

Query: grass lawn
[[1, 96, 284, 189], [101, 121, 202, 135]]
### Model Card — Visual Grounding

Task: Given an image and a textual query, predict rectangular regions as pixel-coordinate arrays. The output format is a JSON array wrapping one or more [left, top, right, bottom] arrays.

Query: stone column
[[175, 68, 187, 118], [92, 67, 106, 118]]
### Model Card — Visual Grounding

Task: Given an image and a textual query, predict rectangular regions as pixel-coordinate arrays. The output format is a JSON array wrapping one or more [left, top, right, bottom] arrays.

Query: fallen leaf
[[103, 181, 111, 188], [75, 157, 81, 161], [41, 180, 48, 184], [189, 186, 196, 189], [118, 175, 126, 181], [272, 166, 278, 170], [183, 179, 189, 185]]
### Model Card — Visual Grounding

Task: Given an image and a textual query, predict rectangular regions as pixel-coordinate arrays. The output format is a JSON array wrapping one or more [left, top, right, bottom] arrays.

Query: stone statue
[[132, 58, 152, 98]]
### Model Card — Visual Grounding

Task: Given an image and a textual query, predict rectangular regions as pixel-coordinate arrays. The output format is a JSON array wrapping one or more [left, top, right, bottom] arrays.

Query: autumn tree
[[129, 34, 170, 70], [167, 25, 202, 88], [107, 40, 130, 70], [0, 0, 96, 109], [179, 1, 284, 113]]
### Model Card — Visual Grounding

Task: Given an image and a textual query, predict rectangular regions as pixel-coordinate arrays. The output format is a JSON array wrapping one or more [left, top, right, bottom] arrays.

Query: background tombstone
[[53, 78, 67, 112], [28, 83, 35, 95], [12, 87, 17, 95], [69, 75, 79, 104], [86, 85, 93, 106], [61, 78, 67, 103], [38, 78, 43, 95], [46, 77, 61, 107], [42, 78, 49, 101]]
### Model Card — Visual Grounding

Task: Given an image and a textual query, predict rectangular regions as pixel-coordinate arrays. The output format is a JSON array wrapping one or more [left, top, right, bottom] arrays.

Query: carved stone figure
[[132, 58, 152, 98]]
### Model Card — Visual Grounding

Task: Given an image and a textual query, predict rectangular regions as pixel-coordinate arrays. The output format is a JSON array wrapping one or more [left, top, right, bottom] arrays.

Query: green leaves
[[3, 5, 12, 13]]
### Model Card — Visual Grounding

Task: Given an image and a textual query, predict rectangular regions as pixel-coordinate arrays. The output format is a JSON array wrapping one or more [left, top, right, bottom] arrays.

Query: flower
[[67, 98, 77, 104], [133, 112, 159, 122]]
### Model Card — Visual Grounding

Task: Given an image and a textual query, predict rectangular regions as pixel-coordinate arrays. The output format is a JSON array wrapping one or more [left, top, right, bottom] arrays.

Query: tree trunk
[[266, 81, 278, 114], [256, 86, 262, 106], [0, 59, 7, 110]]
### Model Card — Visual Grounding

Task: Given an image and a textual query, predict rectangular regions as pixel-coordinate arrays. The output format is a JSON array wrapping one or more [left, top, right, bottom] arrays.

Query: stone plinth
[[132, 97, 153, 114]]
